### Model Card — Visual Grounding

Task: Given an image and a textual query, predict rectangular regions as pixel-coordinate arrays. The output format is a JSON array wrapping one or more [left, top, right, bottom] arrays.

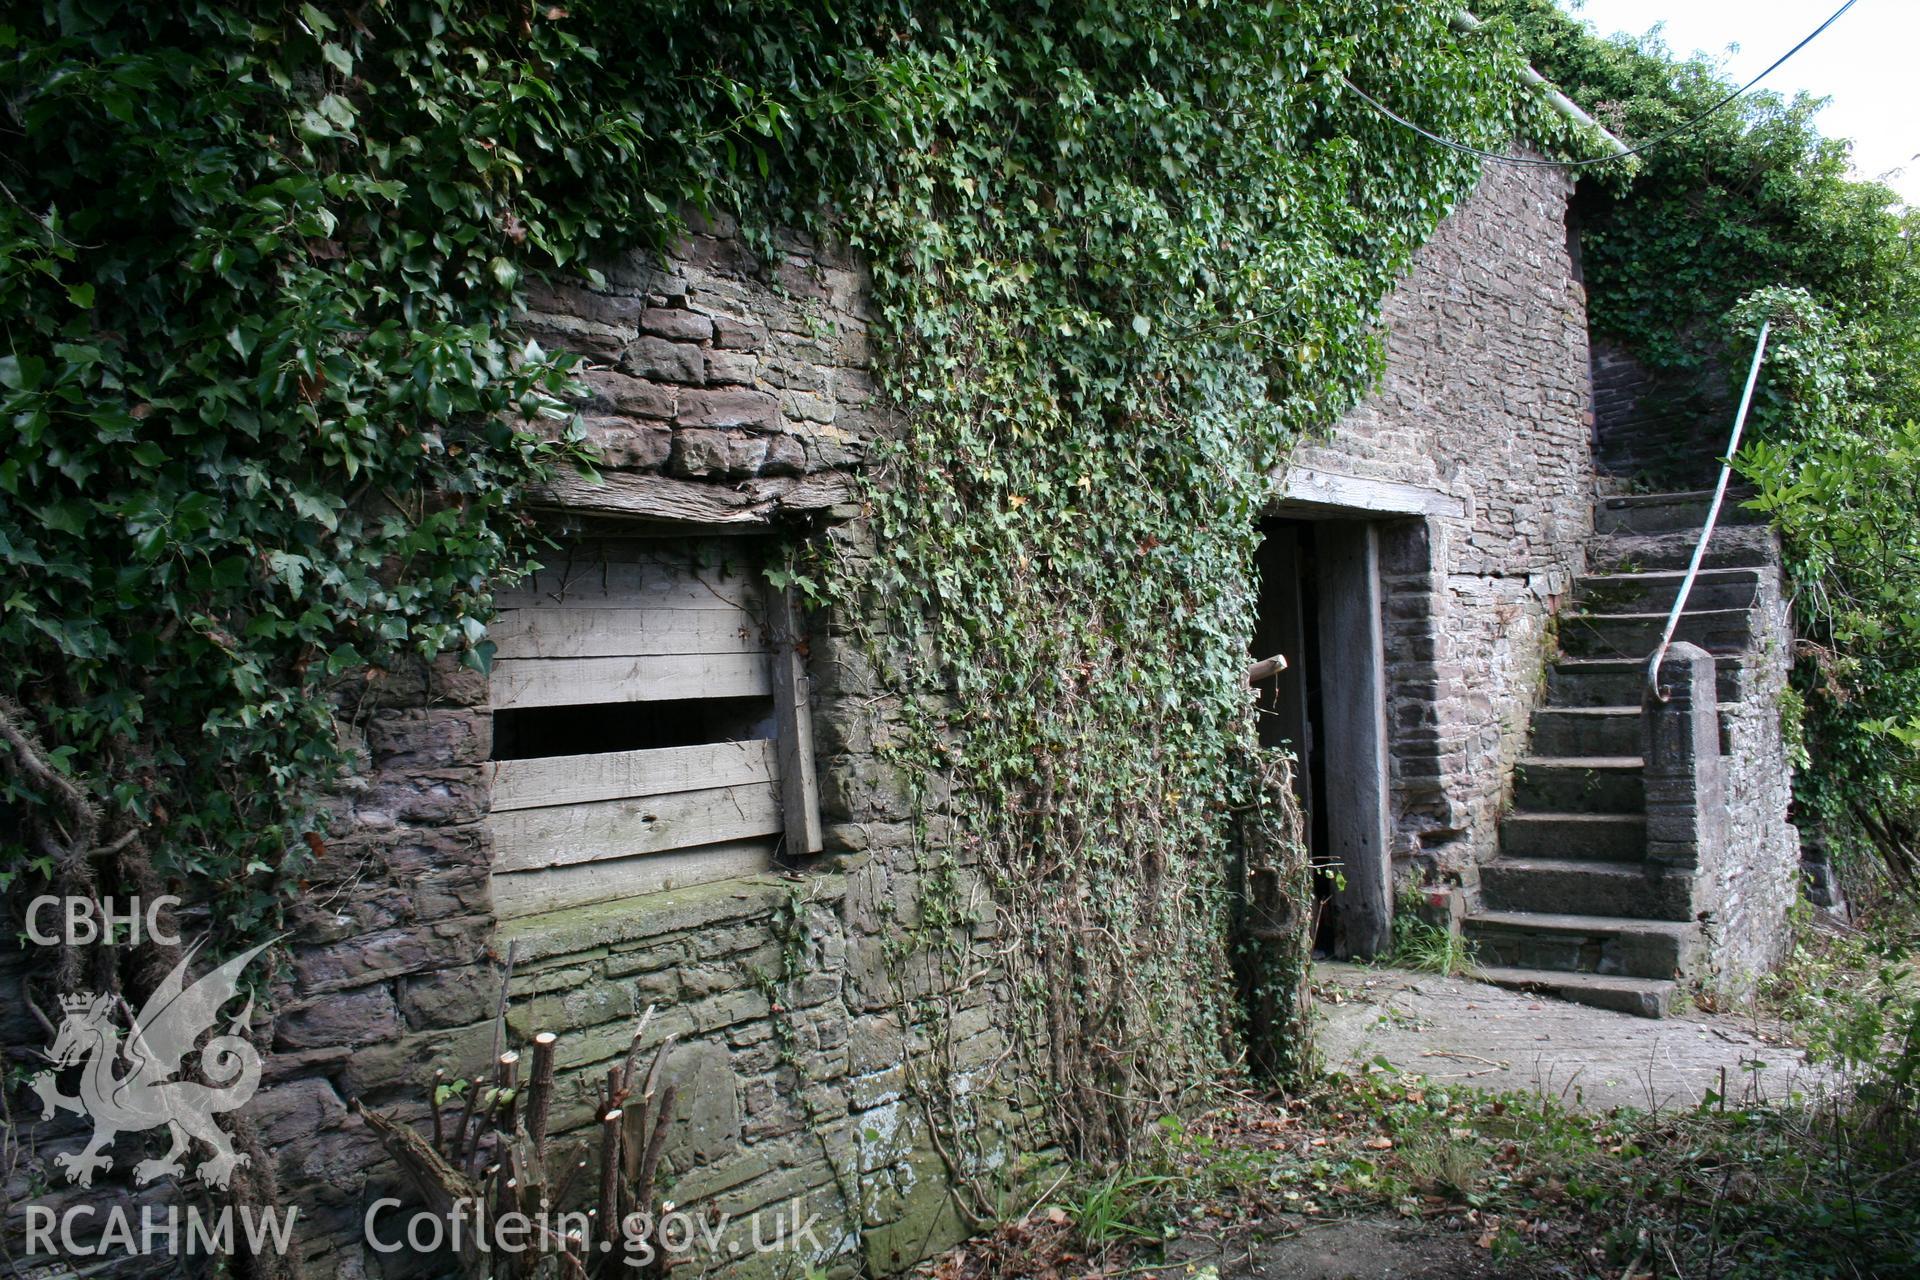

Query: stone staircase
[[1464, 491, 1775, 1018]]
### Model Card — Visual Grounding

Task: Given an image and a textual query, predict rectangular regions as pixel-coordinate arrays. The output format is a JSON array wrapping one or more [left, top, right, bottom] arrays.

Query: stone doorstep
[[1593, 488, 1767, 536], [1547, 656, 1745, 708], [1512, 755, 1645, 813], [1572, 566, 1761, 614], [1528, 707, 1641, 757], [1527, 705, 1738, 758], [1479, 858, 1698, 922], [1463, 910, 1699, 981], [1588, 524, 1776, 573], [1471, 964, 1676, 1018], [1558, 607, 1757, 660]]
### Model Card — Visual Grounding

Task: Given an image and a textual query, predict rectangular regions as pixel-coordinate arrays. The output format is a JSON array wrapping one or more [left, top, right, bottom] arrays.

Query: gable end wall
[[1287, 155, 1597, 889]]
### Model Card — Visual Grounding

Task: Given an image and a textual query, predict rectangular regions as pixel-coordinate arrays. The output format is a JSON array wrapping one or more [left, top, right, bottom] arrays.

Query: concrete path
[[1313, 963, 1830, 1111]]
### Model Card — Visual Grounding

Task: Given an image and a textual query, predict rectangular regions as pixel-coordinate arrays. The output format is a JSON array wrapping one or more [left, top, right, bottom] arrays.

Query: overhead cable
[[1343, 0, 1862, 168]]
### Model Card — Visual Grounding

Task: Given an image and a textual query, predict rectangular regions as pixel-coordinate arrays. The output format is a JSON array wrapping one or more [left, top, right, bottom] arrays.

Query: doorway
[[1252, 518, 1392, 958]]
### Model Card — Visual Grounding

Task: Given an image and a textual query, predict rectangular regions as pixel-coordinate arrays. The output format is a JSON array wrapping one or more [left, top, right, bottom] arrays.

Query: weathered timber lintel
[[1270, 465, 1466, 519], [530, 469, 854, 527]]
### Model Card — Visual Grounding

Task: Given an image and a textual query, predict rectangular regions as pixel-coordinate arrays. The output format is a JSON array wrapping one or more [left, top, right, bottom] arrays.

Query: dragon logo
[[29, 938, 273, 1190]]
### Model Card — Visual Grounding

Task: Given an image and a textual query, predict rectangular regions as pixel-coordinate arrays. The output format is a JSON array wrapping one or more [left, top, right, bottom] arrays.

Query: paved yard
[[1312, 963, 1830, 1112]]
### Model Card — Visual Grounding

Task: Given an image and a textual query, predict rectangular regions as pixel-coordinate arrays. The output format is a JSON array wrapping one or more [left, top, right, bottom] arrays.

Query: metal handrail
[[1646, 319, 1773, 702]]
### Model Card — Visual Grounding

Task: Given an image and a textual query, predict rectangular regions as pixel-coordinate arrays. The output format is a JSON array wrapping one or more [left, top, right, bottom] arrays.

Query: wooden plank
[[1316, 522, 1393, 959], [489, 740, 778, 812], [530, 470, 856, 526], [489, 608, 767, 661], [767, 586, 823, 857], [491, 840, 775, 918], [742, 473, 856, 512], [1274, 464, 1466, 519], [489, 781, 783, 872], [489, 652, 771, 710], [495, 560, 759, 612]]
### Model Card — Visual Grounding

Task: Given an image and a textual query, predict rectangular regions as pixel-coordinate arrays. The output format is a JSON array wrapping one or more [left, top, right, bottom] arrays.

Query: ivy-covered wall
[[296, 220, 926, 1280], [1, 4, 1618, 1274], [92, 158, 1604, 1277]]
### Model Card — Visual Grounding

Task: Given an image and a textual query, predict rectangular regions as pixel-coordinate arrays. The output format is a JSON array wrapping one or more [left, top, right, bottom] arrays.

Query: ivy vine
[[2, 0, 1593, 1182], [814, 0, 1586, 1160]]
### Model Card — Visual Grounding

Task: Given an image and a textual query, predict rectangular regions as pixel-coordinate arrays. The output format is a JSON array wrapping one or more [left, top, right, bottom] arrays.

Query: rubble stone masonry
[[9, 155, 1756, 1278], [1286, 155, 1596, 893]]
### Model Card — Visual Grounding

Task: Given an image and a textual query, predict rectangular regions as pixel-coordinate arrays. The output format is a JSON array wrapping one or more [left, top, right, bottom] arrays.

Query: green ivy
[[1481, 0, 1915, 379], [1737, 289, 1920, 890], [814, 0, 1584, 1159], [2, 0, 1589, 1168]]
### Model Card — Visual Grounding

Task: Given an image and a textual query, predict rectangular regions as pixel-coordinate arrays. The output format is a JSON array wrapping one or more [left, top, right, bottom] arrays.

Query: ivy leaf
[[288, 490, 340, 531], [267, 551, 311, 595], [0, 354, 44, 391], [32, 499, 91, 536]]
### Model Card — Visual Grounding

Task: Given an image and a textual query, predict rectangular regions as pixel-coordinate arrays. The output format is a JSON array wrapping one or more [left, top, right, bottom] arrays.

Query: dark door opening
[[1253, 522, 1337, 952], [1252, 516, 1392, 959]]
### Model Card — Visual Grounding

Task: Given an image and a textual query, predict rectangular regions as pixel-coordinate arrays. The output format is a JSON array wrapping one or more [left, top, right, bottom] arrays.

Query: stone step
[[1559, 608, 1754, 661], [1590, 525, 1775, 573], [1513, 756, 1645, 813], [1530, 707, 1639, 757], [1594, 490, 1767, 536], [1480, 858, 1696, 921], [1547, 657, 1745, 708], [1466, 911, 1700, 981], [1574, 568, 1761, 616], [1501, 813, 1646, 860], [1472, 964, 1678, 1019]]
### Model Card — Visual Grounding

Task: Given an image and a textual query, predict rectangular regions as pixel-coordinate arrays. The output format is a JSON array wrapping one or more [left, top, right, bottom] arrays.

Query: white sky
[[1555, 0, 1918, 204]]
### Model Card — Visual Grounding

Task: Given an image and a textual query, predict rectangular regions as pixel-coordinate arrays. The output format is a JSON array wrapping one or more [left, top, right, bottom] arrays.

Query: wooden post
[[526, 1032, 558, 1164], [495, 1050, 521, 1133], [768, 583, 823, 858], [598, 1108, 625, 1262], [1246, 653, 1289, 685]]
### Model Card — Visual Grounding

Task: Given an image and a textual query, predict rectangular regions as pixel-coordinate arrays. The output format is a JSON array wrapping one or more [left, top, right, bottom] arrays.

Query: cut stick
[[526, 1032, 559, 1165]]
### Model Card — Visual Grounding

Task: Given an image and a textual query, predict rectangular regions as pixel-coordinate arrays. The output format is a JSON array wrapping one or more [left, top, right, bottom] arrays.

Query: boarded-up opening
[[485, 539, 820, 919]]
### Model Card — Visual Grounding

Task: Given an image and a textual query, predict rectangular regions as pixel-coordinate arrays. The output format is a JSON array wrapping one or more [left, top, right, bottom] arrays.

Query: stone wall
[[270, 161, 1601, 1274], [7, 163, 1613, 1276], [1701, 546, 1802, 989], [203, 220, 990, 1280], [1591, 337, 1728, 489], [1286, 154, 1596, 886]]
